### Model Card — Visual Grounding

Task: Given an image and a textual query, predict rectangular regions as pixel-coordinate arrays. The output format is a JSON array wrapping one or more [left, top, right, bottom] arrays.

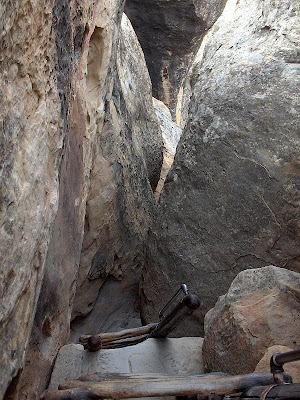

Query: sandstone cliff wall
[[70, 14, 163, 338], [141, 0, 300, 336], [0, 0, 91, 395], [0, 1, 162, 398], [1, 0, 299, 396]]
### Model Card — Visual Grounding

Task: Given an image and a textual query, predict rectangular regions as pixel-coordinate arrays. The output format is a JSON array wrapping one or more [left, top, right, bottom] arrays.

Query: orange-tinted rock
[[203, 267, 300, 375], [70, 14, 163, 338]]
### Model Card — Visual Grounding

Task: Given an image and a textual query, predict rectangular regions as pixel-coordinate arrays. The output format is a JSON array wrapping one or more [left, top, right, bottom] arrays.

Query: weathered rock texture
[[153, 98, 182, 201], [203, 267, 300, 374], [255, 345, 300, 383], [0, 0, 89, 396], [49, 338, 204, 391], [124, 0, 227, 116], [175, 0, 239, 129], [0, 3, 162, 399], [141, 0, 300, 335], [70, 14, 162, 332]]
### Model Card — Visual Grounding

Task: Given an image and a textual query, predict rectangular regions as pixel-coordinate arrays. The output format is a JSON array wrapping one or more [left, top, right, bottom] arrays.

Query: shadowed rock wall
[[141, 0, 300, 336], [124, 0, 227, 116]]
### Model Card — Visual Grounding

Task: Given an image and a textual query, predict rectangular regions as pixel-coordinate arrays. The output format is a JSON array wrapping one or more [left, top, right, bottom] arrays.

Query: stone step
[[48, 337, 204, 392]]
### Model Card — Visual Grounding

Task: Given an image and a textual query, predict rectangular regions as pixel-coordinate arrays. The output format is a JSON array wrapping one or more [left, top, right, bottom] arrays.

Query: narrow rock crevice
[[1, 0, 299, 397], [124, 0, 227, 117], [152, 98, 182, 201]]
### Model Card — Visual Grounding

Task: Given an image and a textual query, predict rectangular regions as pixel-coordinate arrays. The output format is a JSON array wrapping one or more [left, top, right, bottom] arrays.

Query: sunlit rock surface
[[125, 0, 227, 116], [175, 0, 240, 129], [0, 3, 162, 399], [70, 14, 163, 337], [141, 0, 300, 336], [203, 267, 300, 374], [153, 98, 182, 201]]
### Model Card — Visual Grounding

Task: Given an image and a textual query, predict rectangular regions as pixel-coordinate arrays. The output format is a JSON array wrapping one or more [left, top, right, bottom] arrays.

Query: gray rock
[[125, 0, 227, 116], [48, 338, 204, 391], [203, 266, 300, 374], [141, 0, 300, 336]]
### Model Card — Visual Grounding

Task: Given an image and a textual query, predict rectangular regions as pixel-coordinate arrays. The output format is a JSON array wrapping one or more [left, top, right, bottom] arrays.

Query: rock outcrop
[[0, 0, 92, 396], [70, 14, 163, 335], [203, 266, 300, 374], [2, 0, 300, 396], [140, 0, 300, 335], [124, 0, 227, 116], [0, 2, 162, 398]]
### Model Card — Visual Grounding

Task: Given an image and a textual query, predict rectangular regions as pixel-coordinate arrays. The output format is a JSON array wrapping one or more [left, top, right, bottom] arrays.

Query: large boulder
[[140, 0, 300, 336], [203, 266, 300, 374], [124, 0, 227, 116]]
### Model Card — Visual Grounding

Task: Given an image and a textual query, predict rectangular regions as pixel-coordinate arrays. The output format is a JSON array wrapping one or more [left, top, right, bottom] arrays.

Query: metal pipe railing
[[150, 294, 200, 338]]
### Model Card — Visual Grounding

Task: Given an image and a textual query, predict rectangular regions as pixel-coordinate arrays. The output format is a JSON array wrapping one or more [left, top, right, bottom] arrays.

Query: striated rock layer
[[0, 0, 90, 396], [125, 0, 227, 116], [0, 2, 162, 398], [141, 0, 300, 335], [203, 267, 300, 374]]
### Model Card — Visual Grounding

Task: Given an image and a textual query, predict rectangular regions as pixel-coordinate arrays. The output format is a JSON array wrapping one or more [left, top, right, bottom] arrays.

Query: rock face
[[48, 338, 204, 391], [0, 0, 89, 396], [0, 3, 162, 399], [124, 0, 227, 116], [203, 267, 300, 374], [152, 98, 182, 201], [70, 14, 163, 333], [141, 0, 300, 335], [255, 345, 300, 383]]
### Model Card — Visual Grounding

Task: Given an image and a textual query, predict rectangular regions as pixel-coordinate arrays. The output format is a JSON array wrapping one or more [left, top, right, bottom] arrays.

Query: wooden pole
[[79, 324, 156, 348], [100, 334, 150, 349], [58, 373, 229, 389], [43, 372, 291, 400]]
